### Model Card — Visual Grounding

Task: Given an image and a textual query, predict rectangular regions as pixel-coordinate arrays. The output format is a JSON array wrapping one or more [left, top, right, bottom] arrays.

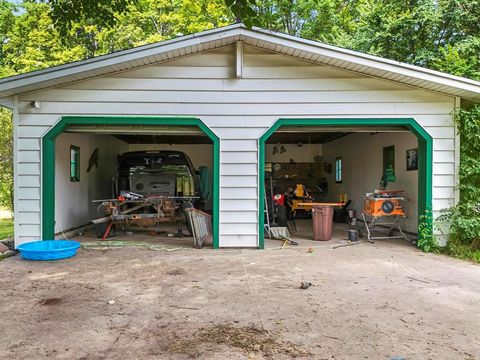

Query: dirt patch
[[166, 324, 310, 359], [1, 237, 480, 359]]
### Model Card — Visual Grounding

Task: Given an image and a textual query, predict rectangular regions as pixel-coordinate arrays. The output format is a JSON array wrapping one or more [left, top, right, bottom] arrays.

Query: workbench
[[297, 202, 345, 208]]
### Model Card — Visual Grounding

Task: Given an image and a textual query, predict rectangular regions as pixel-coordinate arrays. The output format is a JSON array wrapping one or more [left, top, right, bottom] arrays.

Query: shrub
[[445, 106, 480, 246], [417, 210, 439, 253], [437, 105, 480, 261]]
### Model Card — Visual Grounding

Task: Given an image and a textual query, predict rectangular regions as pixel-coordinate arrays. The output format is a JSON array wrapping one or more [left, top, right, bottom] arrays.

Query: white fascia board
[[0, 24, 245, 96], [1, 22, 480, 102], [244, 28, 480, 99]]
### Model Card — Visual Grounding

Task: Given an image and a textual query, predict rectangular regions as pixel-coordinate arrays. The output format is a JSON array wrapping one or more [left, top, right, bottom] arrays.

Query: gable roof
[[1, 22, 480, 102]]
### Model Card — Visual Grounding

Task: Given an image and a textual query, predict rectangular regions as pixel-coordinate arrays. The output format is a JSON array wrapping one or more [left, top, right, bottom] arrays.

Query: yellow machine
[[293, 184, 306, 197], [291, 184, 313, 212]]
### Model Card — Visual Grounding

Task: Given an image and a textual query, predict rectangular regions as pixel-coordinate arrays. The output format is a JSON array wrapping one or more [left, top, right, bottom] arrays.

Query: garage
[[44, 117, 219, 248], [259, 118, 431, 248], [3, 24, 480, 248]]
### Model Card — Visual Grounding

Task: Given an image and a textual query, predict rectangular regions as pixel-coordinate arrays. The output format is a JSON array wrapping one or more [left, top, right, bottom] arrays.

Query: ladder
[[264, 193, 271, 239], [264, 176, 274, 239]]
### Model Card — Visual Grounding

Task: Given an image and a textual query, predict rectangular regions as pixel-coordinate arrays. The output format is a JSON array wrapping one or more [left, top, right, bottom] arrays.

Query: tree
[[224, 0, 257, 27], [2, 2, 87, 74], [253, 0, 359, 47], [46, 0, 136, 37], [432, 0, 480, 79], [0, 0, 16, 77], [93, 0, 233, 53], [45, 0, 251, 36]]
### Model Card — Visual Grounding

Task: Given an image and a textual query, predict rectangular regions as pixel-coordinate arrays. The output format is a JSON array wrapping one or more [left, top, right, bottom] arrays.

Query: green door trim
[[42, 116, 220, 249], [258, 117, 433, 249]]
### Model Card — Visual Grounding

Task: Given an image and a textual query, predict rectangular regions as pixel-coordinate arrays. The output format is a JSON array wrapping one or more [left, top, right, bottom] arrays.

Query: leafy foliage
[[417, 210, 439, 253], [438, 106, 480, 251], [0, 1, 15, 71], [253, 0, 353, 42], [46, 0, 255, 33], [0, 0, 234, 74], [0, 109, 13, 213], [46, 0, 136, 37], [0, 218, 13, 240], [444, 238, 480, 263], [250, 0, 480, 81], [2, 2, 87, 75], [225, 0, 257, 28]]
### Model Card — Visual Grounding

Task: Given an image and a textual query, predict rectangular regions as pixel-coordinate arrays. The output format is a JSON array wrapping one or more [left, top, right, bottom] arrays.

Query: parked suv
[[95, 150, 204, 238], [114, 150, 201, 201]]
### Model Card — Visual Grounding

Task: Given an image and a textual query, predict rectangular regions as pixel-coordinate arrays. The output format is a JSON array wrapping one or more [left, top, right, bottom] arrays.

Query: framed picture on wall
[[406, 148, 418, 171]]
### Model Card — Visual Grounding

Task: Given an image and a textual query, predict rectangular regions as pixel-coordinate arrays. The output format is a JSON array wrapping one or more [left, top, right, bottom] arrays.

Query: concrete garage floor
[[1, 226, 480, 359], [266, 219, 371, 249]]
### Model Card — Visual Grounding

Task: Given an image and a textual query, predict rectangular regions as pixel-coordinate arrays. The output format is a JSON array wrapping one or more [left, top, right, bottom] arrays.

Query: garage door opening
[[42, 117, 219, 249], [259, 118, 432, 249]]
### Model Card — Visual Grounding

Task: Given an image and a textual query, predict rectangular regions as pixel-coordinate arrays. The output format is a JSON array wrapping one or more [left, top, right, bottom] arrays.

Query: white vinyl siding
[[14, 46, 457, 246]]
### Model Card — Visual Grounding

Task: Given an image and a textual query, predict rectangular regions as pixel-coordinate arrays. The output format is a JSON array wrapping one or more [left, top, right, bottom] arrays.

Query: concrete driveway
[[0, 238, 479, 359]]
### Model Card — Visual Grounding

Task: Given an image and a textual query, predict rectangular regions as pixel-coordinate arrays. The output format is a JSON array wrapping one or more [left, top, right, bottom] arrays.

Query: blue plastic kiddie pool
[[17, 240, 81, 261]]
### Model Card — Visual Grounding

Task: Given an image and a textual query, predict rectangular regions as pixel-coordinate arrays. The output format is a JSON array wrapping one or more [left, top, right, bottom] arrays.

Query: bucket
[[312, 206, 334, 241], [348, 230, 358, 242]]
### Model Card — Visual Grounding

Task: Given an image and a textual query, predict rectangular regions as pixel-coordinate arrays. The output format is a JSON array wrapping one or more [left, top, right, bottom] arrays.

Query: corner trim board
[[235, 40, 243, 79]]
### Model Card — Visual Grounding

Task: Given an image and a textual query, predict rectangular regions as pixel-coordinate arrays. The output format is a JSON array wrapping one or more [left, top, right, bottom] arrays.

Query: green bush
[[0, 218, 13, 240], [437, 105, 480, 261], [417, 210, 439, 253], [444, 238, 480, 263]]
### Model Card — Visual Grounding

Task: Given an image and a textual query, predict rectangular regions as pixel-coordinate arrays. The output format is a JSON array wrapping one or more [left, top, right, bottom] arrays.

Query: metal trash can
[[312, 205, 334, 241]]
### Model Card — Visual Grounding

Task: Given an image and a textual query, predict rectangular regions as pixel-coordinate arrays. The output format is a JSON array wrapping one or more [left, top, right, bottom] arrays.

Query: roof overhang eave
[[1, 23, 480, 102], [0, 23, 246, 98]]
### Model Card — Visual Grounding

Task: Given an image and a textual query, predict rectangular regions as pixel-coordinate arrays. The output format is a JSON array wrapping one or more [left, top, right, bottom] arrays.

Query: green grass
[[442, 239, 480, 264], [0, 218, 13, 240]]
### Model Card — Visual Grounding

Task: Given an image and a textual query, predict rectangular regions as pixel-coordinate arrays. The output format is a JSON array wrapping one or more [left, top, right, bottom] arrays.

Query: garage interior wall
[[265, 144, 322, 163], [322, 132, 419, 233], [55, 133, 128, 232]]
